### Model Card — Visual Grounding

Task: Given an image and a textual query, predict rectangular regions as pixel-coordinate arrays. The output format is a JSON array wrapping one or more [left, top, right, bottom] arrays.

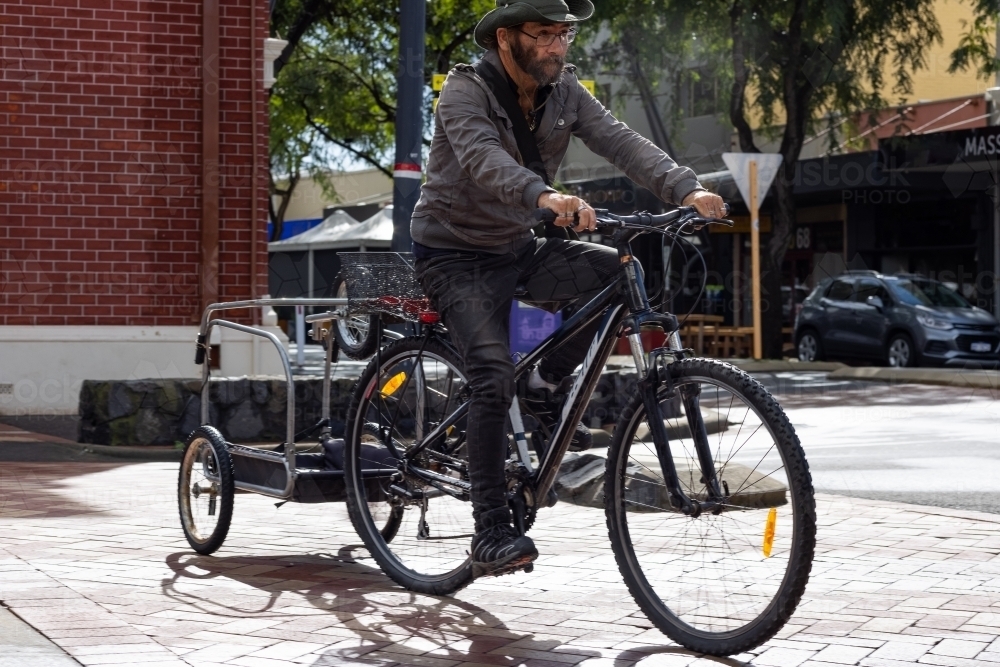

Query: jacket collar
[[481, 49, 567, 137]]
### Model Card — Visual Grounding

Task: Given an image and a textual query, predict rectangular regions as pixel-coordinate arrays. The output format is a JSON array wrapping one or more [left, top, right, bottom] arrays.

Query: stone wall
[[78, 376, 356, 446], [77, 370, 639, 446]]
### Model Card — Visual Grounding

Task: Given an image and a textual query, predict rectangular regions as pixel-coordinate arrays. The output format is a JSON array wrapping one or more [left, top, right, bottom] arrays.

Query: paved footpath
[[1, 462, 999, 667]]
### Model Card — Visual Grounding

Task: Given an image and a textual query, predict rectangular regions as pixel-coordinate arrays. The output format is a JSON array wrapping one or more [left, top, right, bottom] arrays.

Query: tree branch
[[274, 0, 330, 77], [304, 111, 393, 178], [433, 24, 475, 74], [320, 55, 397, 122]]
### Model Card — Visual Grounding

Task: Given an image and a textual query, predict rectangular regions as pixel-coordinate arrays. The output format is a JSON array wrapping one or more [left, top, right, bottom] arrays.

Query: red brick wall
[[0, 0, 269, 325]]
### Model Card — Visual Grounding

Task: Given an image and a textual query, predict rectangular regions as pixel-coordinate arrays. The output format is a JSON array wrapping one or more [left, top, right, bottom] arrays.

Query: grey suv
[[794, 271, 1000, 367]]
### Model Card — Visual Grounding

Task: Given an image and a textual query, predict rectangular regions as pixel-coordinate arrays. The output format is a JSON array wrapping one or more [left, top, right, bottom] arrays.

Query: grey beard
[[510, 39, 564, 87]]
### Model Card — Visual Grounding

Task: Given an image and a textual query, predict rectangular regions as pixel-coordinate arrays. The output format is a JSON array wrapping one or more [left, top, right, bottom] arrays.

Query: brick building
[[1, 0, 277, 414]]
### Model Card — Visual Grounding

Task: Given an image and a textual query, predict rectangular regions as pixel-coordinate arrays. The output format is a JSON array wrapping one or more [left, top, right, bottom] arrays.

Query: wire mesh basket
[[337, 252, 438, 323]]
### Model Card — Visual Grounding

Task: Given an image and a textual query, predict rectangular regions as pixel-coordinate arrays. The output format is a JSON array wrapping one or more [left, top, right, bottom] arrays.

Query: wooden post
[[732, 232, 741, 327], [750, 160, 762, 360]]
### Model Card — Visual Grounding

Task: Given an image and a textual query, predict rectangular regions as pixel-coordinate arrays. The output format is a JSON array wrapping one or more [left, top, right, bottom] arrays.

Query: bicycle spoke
[[609, 361, 812, 653]]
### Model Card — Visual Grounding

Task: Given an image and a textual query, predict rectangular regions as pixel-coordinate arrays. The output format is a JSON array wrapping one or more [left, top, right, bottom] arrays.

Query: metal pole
[[391, 0, 425, 252], [750, 161, 762, 359], [295, 305, 305, 367]]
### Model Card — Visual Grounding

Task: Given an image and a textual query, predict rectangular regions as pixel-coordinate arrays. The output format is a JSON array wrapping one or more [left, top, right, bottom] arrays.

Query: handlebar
[[533, 203, 732, 232]]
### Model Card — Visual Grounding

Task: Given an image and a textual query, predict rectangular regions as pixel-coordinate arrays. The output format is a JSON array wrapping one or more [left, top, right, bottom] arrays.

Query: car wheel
[[797, 330, 823, 362], [887, 333, 917, 368]]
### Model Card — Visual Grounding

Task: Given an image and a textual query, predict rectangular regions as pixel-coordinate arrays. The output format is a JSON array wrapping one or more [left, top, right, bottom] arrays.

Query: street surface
[[1, 358, 999, 666], [762, 372, 1000, 515], [2, 462, 1000, 667], [287, 343, 1000, 514]]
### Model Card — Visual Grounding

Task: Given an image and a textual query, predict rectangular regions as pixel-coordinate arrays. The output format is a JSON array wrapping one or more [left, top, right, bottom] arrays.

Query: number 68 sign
[[794, 227, 811, 250]]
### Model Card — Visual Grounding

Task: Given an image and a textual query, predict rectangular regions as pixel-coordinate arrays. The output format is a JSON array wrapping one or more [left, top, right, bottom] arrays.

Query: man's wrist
[[526, 183, 556, 209], [674, 180, 705, 206]]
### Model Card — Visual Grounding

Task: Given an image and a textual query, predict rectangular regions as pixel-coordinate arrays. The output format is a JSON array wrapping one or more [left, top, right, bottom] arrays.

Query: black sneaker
[[522, 380, 593, 452], [471, 524, 538, 578]]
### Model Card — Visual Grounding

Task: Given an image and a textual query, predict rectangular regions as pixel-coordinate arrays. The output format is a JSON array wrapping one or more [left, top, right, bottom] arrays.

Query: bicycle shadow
[[615, 644, 756, 666], [161, 547, 611, 666]]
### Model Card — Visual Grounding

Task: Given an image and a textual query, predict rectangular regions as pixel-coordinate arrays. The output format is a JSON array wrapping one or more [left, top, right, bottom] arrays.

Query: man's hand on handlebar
[[537, 192, 596, 232], [682, 190, 727, 220]]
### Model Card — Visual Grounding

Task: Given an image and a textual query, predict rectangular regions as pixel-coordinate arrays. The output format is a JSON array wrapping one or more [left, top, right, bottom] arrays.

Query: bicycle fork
[[632, 341, 725, 517], [622, 251, 724, 516]]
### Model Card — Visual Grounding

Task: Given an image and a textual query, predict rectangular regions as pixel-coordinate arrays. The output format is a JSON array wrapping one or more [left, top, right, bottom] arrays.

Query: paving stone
[[2, 463, 1000, 667], [928, 638, 989, 658], [810, 644, 875, 664]]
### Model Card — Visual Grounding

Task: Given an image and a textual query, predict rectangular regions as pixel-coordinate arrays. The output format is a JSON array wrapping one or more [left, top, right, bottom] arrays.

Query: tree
[[267, 0, 493, 238], [588, 0, 999, 356], [729, 0, 949, 357]]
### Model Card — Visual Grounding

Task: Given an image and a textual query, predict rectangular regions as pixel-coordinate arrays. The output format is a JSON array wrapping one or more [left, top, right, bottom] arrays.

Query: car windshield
[[886, 278, 969, 308]]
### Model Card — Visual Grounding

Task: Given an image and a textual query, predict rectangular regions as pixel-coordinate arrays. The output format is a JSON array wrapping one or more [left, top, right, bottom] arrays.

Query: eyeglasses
[[514, 26, 577, 47]]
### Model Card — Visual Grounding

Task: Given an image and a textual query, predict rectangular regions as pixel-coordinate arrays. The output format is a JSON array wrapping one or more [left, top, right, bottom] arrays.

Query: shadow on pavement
[[159, 549, 704, 666]]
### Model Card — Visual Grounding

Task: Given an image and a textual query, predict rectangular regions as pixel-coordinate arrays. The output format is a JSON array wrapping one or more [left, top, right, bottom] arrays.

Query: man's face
[[506, 21, 571, 87]]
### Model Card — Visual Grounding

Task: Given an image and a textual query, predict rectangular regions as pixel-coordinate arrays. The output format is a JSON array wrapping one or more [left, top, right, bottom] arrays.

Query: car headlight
[[916, 313, 954, 330]]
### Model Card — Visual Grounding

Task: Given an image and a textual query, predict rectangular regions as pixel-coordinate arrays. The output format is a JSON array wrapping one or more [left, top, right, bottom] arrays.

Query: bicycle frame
[[394, 219, 726, 523]]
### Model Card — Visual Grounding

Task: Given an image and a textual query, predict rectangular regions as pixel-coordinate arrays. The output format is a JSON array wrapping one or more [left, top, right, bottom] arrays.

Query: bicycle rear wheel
[[605, 358, 815, 655], [344, 336, 475, 595]]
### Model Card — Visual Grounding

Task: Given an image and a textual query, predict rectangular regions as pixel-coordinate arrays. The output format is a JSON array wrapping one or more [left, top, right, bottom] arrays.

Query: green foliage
[[949, 0, 1000, 79], [268, 0, 494, 226], [267, 0, 494, 237], [584, 0, 955, 151]]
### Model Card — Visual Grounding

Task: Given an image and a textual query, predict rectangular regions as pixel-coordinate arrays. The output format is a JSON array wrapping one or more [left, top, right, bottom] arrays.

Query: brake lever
[[677, 216, 735, 232]]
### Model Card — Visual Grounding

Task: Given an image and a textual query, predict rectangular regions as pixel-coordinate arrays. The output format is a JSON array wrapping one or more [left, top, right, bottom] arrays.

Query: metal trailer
[[177, 253, 423, 554]]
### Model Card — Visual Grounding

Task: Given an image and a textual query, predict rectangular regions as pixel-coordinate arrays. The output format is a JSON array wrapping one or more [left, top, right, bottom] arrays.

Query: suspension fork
[[679, 382, 725, 503], [636, 355, 724, 516], [617, 238, 713, 516], [636, 364, 699, 516]]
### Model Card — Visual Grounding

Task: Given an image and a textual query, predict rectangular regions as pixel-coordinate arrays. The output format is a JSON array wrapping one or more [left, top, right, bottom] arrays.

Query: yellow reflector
[[380, 371, 407, 397], [762, 507, 777, 557]]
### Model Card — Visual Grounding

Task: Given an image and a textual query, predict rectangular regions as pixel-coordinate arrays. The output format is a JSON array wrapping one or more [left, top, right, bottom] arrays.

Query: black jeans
[[415, 237, 619, 530]]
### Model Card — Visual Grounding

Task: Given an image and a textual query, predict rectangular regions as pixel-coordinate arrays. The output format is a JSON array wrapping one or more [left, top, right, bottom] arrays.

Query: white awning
[[269, 206, 394, 252]]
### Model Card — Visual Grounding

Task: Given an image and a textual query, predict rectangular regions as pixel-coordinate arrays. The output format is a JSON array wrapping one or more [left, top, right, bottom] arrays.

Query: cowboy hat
[[474, 0, 595, 49]]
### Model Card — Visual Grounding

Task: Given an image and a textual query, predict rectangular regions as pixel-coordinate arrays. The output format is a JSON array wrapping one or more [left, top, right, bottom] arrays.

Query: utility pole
[[391, 0, 425, 252]]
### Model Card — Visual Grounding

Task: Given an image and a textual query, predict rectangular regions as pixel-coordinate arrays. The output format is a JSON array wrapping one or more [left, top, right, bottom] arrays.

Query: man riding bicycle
[[412, 0, 726, 578]]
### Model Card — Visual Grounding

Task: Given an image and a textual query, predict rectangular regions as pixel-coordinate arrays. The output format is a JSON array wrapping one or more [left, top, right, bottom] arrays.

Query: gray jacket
[[411, 49, 704, 249]]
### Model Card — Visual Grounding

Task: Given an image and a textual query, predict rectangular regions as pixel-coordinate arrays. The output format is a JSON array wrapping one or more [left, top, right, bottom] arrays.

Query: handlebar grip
[[194, 333, 206, 365], [533, 208, 557, 223]]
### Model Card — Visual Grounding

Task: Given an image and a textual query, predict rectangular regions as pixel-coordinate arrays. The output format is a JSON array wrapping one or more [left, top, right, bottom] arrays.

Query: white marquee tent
[[268, 206, 394, 299]]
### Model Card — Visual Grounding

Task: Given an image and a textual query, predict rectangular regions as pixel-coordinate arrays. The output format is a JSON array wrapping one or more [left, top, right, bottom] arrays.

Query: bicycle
[[339, 205, 816, 656]]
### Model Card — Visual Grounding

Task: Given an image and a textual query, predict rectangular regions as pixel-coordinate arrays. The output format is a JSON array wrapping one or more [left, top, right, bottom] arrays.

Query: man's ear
[[497, 27, 510, 52]]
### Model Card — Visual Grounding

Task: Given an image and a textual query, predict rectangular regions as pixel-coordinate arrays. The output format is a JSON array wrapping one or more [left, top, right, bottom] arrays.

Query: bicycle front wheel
[[605, 358, 816, 655], [344, 336, 475, 595]]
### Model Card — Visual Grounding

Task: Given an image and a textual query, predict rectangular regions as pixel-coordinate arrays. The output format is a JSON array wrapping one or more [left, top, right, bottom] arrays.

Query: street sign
[[722, 152, 783, 360], [722, 153, 783, 221], [579, 79, 596, 96]]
